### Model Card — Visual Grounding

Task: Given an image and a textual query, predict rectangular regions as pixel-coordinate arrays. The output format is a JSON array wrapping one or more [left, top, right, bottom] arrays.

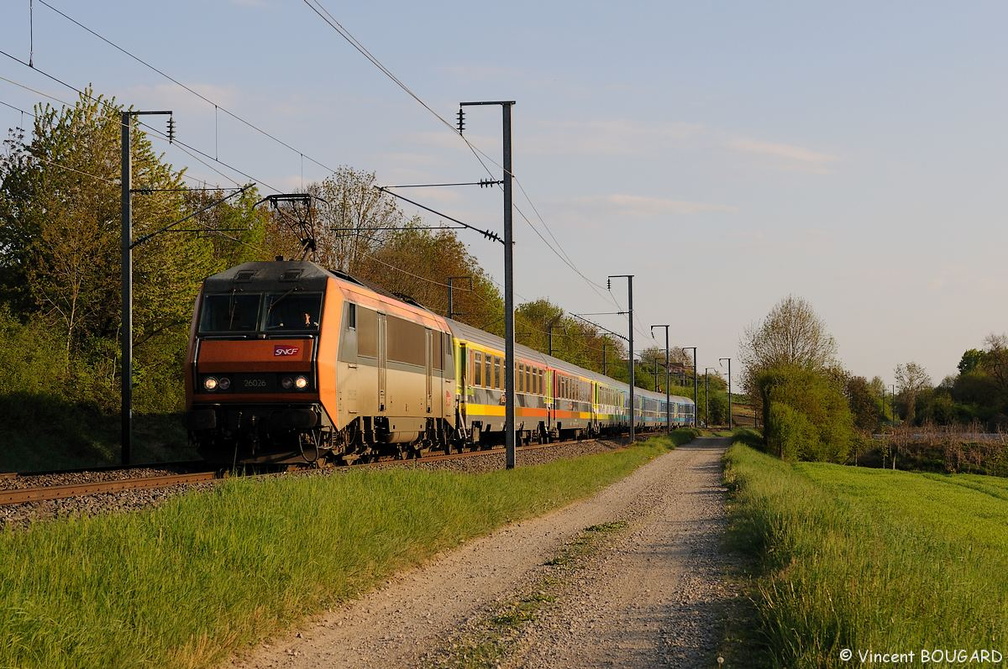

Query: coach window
[[474, 351, 483, 387], [484, 356, 492, 390], [517, 363, 524, 393], [493, 357, 502, 390]]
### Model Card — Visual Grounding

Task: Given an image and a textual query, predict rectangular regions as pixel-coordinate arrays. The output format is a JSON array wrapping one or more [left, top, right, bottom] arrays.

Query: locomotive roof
[[202, 260, 332, 293]]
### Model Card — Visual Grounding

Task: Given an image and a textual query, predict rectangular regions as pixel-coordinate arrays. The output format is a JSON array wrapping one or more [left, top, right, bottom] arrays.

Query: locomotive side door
[[425, 328, 433, 414], [378, 313, 387, 412]]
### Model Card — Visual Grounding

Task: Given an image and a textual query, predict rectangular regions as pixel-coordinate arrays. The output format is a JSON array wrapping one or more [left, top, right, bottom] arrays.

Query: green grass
[[724, 444, 1008, 668], [0, 434, 684, 669]]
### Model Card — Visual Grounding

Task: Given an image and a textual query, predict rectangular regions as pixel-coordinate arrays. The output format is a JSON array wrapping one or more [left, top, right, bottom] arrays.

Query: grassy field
[[0, 431, 694, 669], [724, 444, 1008, 668]]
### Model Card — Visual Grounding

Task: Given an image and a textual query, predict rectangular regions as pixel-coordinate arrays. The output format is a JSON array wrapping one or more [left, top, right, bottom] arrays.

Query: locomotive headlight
[[203, 376, 219, 391], [281, 376, 294, 390], [217, 377, 231, 391], [294, 375, 309, 390]]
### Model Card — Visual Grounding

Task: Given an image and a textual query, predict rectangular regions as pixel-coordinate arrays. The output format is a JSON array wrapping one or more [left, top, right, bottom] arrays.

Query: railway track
[[0, 471, 219, 506], [0, 436, 637, 524]]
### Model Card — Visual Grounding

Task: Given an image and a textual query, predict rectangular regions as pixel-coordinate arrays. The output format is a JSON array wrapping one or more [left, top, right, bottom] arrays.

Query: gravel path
[[228, 437, 733, 669]]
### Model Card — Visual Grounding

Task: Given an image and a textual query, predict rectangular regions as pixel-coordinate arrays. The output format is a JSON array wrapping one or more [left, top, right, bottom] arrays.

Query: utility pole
[[651, 324, 671, 433], [608, 275, 634, 442], [705, 367, 716, 429], [121, 109, 172, 466], [547, 315, 561, 357], [461, 100, 516, 468], [720, 357, 732, 430], [447, 275, 471, 320], [684, 346, 697, 427]]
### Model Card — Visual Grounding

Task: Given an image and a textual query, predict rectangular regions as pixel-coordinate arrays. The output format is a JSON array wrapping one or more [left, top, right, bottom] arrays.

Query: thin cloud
[[726, 137, 838, 174], [528, 119, 705, 156], [574, 194, 737, 216], [123, 83, 241, 116]]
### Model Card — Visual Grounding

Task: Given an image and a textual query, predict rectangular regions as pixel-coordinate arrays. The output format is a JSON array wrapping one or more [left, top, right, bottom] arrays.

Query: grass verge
[[723, 443, 1008, 668], [0, 434, 685, 669]]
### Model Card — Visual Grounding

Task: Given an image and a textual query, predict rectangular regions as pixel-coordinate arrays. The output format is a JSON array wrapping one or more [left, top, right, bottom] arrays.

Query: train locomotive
[[185, 259, 695, 465]]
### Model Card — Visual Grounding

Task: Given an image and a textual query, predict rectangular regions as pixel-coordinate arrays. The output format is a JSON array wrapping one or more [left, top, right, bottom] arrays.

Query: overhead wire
[[35, 0, 341, 179], [13, 1, 630, 333], [0, 46, 282, 192], [301, 0, 614, 308], [20, 1, 617, 316]]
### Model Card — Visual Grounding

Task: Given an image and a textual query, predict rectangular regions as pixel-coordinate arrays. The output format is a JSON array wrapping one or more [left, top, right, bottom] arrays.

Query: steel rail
[[0, 472, 218, 506]]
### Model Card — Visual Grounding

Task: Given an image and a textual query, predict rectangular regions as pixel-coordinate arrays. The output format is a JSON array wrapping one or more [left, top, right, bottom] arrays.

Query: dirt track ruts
[[228, 437, 734, 668]]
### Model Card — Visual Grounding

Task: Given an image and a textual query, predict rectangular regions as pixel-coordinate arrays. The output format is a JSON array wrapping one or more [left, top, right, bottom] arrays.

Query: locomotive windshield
[[199, 292, 323, 334], [264, 292, 323, 331], [199, 293, 261, 333]]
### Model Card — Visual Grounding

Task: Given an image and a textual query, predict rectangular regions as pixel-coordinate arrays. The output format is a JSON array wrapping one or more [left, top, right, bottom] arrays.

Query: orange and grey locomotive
[[185, 260, 456, 465]]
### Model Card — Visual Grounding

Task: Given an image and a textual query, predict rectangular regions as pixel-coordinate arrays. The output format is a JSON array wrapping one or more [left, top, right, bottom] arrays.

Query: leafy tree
[[356, 222, 504, 334], [739, 294, 837, 401], [767, 400, 818, 462], [757, 364, 854, 462], [980, 334, 1008, 396], [516, 299, 564, 354], [958, 348, 986, 375], [0, 89, 223, 411], [183, 186, 272, 269], [895, 361, 932, 425], [846, 375, 884, 431]]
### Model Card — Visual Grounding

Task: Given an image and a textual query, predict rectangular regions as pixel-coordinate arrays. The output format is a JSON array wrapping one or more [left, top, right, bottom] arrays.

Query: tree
[[958, 348, 986, 375], [739, 295, 837, 400], [846, 375, 884, 431], [0, 89, 225, 411], [308, 167, 401, 274], [516, 299, 564, 354], [183, 186, 272, 269], [356, 222, 504, 334], [758, 364, 854, 462], [895, 361, 932, 425], [981, 334, 1008, 396]]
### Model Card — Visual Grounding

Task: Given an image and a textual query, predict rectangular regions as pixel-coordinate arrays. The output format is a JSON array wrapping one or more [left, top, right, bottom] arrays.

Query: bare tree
[[739, 294, 837, 398], [895, 361, 932, 424], [310, 167, 402, 274], [982, 334, 1008, 394]]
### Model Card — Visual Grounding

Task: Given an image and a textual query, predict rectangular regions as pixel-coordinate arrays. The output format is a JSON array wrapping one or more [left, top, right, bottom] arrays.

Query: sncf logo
[[274, 345, 301, 357]]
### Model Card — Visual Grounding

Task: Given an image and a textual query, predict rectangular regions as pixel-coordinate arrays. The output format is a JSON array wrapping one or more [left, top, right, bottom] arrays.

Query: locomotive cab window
[[346, 303, 356, 330], [199, 293, 261, 333], [265, 292, 323, 331]]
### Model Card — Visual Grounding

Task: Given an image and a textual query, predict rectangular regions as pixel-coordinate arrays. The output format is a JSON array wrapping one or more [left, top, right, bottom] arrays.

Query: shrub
[[757, 365, 854, 463]]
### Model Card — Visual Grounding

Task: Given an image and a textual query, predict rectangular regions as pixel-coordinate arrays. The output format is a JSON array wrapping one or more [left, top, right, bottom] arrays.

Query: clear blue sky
[[3, 1, 1007, 389]]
